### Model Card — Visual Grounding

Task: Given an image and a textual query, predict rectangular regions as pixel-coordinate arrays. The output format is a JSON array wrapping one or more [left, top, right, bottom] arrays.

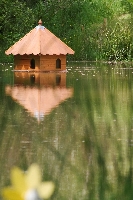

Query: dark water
[[0, 62, 133, 199]]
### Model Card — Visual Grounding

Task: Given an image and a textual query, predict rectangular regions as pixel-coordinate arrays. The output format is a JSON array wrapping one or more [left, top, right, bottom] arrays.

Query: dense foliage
[[1, 0, 133, 61]]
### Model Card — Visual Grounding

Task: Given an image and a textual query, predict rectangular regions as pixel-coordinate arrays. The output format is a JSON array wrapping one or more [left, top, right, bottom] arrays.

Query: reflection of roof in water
[[34, 111, 44, 121], [5, 85, 73, 121]]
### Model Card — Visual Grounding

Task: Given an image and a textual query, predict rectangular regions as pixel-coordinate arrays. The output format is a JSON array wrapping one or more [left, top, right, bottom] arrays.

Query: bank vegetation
[[1, 0, 133, 62]]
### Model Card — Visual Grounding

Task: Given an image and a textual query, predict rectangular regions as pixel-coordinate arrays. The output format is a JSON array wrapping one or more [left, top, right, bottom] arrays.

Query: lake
[[0, 61, 133, 200]]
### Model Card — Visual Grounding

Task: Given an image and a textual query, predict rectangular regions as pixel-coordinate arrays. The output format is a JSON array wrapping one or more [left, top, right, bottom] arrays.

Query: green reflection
[[0, 63, 133, 199]]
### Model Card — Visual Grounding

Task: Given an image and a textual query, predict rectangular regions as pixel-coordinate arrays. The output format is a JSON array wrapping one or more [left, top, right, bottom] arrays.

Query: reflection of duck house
[[14, 72, 66, 87], [5, 20, 74, 72], [5, 85, 73, 120]]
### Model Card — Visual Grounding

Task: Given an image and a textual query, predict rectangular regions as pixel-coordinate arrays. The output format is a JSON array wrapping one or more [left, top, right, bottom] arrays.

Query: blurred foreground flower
[[2, 164, 55, 200]]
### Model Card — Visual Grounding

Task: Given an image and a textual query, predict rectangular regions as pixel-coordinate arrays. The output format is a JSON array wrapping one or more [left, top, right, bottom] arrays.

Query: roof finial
[[36, 19, 45, 30], [38, 19, 42, 25]]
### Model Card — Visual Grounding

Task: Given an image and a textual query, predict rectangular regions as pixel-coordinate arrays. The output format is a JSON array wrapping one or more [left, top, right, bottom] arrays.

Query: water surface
[[0, 62, 133, 199]]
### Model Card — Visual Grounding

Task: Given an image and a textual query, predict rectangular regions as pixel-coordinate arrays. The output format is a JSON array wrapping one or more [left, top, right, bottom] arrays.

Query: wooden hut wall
[[40, 55, 66, 71], [14, 54, 66, 71], [14, 55, 40, 70]]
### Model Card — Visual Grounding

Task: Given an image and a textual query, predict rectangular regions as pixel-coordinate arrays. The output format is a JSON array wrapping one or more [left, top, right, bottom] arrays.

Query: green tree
[[1, 0, 132, 61], [0, 0, 35, 47]]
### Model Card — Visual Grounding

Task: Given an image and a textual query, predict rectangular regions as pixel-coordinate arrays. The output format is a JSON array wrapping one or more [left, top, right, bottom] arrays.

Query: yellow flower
[[2, 164, 55, 200]]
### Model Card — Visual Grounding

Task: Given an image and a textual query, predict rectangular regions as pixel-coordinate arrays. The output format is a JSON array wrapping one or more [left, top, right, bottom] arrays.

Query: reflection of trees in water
[[80, 66, 133, 199], [0, 65, 133, 199]]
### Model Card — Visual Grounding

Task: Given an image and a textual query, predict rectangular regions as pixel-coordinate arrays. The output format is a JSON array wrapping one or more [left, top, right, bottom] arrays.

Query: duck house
[[5, 20, 74, 72]]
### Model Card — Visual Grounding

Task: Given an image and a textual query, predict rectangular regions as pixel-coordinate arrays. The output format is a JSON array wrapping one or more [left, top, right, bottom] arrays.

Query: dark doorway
[[30, 59, 35, 69], [56, 58, 61, 69]]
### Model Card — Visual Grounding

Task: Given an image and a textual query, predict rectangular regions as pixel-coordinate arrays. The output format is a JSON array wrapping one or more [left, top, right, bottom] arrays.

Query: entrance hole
[[56, 58, 61, 69], [30, 59, 35, 69]]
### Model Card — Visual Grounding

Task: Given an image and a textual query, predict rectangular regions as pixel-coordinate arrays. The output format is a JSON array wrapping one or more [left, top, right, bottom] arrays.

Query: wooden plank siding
[[40, 55, 66, 71], [14, 54, 66, 71], [14, 55, 40, 71]]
